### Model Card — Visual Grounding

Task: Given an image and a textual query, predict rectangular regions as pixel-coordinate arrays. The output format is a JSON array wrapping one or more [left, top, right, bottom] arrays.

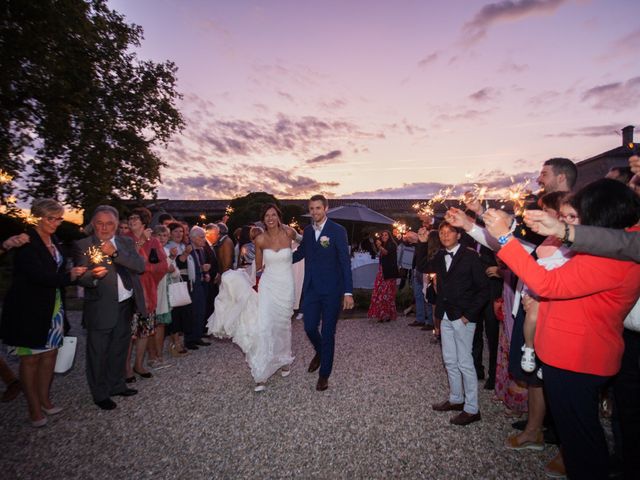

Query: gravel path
[[1, 312, 552, 479]]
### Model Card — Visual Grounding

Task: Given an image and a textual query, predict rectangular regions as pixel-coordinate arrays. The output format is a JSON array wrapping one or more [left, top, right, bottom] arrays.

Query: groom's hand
[[343, 295, 354, 310]]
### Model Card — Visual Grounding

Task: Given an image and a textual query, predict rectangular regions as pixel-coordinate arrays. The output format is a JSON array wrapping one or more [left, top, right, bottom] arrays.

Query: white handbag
[[168, 279, 192, 307], [54, 336, 77, 373]]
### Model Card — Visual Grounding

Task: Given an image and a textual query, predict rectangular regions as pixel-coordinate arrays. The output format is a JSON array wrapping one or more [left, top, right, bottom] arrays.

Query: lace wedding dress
[[207, 248, 295, 383]]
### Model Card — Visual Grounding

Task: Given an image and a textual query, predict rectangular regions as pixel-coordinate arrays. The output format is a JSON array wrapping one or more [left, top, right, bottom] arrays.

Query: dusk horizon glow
[[109, 0, 640, 200]]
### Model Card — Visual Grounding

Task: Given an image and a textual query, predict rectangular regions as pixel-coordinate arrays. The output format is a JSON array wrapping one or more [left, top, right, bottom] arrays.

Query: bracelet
[[497, 233, 513, 246], [561, 223, 573, 247]]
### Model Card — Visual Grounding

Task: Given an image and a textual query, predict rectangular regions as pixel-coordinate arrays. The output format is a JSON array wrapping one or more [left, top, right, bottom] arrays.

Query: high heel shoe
[[41, 405, 63, 415], [133, 368, 153, 379]]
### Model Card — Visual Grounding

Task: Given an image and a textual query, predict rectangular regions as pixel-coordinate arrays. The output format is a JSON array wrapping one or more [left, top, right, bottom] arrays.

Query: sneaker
[[254, 383, 266, 392], [521, 345, 536, 372], [295, 313, 304, 320], [280, 367, 291, 378]]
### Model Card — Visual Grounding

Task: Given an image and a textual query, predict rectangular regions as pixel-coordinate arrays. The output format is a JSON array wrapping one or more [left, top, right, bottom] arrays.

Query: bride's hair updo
[[260, 203, 283, 224]]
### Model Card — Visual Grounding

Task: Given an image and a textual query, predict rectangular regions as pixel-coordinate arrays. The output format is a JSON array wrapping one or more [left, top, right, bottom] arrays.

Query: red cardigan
[[498, 227, 640, 376]]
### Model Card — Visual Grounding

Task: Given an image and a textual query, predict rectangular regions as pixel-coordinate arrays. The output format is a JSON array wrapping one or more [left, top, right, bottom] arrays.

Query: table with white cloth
[[351, 252, 379, 289]]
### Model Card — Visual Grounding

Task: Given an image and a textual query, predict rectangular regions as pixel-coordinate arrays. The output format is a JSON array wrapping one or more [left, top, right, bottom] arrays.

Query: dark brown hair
[[260, 203, 283, 223], [309, 194, 328, 208], [129, 207, 152, 228]]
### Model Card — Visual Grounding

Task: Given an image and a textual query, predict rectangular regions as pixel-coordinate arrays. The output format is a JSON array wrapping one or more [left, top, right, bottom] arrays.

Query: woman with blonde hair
[[0, 199, 87, 426]]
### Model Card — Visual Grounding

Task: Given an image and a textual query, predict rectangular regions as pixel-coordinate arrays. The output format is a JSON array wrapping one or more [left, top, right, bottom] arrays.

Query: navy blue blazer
[[293, 219, 353, 297]]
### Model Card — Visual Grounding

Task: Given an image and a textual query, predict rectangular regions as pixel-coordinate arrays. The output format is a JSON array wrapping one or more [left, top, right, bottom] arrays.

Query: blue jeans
[[412, 269, 433, 326]]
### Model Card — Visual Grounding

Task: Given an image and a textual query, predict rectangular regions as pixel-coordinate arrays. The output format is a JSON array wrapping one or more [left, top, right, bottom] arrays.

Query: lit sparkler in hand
[[393, 221, 410, 235], [289, 218, 300, 230], [225, 205, 234, 216], [85, 244, 112, 266]]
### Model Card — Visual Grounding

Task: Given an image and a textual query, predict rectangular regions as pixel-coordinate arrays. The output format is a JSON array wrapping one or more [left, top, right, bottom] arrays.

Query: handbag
[[148, 247, 160, 264], [54, 336, 77, 373], [168, 279, 192, 307]]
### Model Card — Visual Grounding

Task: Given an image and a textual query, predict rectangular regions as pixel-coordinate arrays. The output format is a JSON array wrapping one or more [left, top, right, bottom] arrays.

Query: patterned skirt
[[494, 323, 528, 413], [367, 265, 398, 321], [131, 312, 157, 339], [10, 289, 64, 356]]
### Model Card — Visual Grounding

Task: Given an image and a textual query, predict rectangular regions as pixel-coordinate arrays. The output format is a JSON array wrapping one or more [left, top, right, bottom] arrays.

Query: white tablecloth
[[351, 253, 379, 289]]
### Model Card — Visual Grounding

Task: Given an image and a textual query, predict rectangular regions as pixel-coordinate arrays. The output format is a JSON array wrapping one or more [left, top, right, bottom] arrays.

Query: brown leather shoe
[[450, 411, 481, 426], [308, 353, 321, 373], [407, 321, 423, 327], [316, 376, 328, 391], [432, 400, 464, 412], [421, 324, 435, 331]]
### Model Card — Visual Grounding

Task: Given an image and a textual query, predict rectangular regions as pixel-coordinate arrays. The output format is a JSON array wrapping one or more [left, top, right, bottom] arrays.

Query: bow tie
[[445, 251, 455, 258]]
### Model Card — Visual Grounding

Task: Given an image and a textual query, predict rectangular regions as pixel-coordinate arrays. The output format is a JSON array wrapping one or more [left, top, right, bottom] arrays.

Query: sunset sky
[[109, 0, 640, 199]]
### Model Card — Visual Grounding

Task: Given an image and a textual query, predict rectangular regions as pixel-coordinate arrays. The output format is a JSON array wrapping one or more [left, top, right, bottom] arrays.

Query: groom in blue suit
[[293, 195, 354, 391]]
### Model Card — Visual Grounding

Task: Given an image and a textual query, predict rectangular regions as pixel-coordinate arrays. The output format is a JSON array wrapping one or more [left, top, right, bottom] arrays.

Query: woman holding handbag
[[149, 225, 182, 366], [0, 199, 87, 427], [123, 207, 168, 380]]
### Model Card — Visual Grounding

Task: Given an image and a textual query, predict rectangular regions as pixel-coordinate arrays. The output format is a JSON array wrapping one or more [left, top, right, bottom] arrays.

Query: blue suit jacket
[[293, 219, 353, 297]]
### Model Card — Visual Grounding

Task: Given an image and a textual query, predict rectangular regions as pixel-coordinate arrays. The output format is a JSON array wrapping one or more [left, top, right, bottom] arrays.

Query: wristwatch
[[111, 250, 119, 259], [497, 233, 513, 246]]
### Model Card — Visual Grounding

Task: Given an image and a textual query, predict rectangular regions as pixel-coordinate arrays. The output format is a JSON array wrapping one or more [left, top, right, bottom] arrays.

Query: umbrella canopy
[[304, 202, 394, 224]]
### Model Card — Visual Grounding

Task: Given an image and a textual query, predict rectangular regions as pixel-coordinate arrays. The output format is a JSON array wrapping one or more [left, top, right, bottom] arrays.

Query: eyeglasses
[[45, 216, 64, 223]]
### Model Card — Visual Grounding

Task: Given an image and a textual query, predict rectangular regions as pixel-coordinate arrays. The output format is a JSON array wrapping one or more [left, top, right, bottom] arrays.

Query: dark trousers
[[86, 299, 132, 402], [613, 328, 640, 480], [303, 288, 342, 378], [186, 282, 207, 343], [544, 364, 610, 480], [472, 300, 498, 381]]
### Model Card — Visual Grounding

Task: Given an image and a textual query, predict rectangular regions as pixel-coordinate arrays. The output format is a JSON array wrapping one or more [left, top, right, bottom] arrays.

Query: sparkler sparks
[[288, 218, 300, 230], [0, 170, 13, 184], [393, 221, 410, 235], [85, 244, 112, 265], [225, 205, 234, 216]]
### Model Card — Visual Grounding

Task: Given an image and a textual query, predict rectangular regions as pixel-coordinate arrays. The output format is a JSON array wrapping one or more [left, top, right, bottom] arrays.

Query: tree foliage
[[0, 0, 184, 218]]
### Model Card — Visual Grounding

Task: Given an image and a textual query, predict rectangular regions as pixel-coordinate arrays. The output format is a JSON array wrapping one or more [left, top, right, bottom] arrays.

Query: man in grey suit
[[75, 206, 146, 410]]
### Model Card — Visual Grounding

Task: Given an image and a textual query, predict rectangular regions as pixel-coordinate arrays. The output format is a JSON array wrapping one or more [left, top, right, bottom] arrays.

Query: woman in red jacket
[[483, 178, 640, 480]]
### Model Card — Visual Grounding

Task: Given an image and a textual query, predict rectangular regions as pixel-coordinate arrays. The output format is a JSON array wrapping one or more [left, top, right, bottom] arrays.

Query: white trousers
[[440, 318, 479, 414]]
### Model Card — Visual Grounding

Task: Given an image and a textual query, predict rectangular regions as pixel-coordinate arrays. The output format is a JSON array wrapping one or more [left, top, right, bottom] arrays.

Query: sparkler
[[22, 212, 40, 225], [503, 177, 532, 216], [225, 205, 234, 216], [412, 185, 457, 217], [289, 218, 300, 230], [85, 244, 112, 266], [0, 170, 13, 184], [393, 221, 410, 235]]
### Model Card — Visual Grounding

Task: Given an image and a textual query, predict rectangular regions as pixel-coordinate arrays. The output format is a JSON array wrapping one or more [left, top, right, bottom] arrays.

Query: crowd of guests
[[0, 204, 268, 420], [1, 155, 638, 479], [386, 155, 639, 479]]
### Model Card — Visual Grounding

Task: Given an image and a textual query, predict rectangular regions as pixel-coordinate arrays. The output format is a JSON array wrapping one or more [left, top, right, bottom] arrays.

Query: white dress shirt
[[313, 218, 328, 241], [108, 237, 133, 302]]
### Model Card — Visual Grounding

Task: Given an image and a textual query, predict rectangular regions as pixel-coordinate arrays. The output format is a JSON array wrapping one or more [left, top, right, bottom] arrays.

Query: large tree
[[0, 0, 184, 218]]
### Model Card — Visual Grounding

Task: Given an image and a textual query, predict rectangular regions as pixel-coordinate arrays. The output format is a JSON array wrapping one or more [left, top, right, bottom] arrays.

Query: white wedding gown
[[207, 248, 295, 383]]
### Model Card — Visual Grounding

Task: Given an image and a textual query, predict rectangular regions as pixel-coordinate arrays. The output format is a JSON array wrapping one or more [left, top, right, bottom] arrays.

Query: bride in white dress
[[207, 204, 297, 391]]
